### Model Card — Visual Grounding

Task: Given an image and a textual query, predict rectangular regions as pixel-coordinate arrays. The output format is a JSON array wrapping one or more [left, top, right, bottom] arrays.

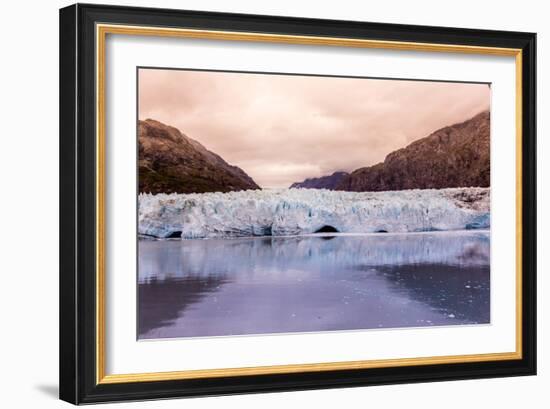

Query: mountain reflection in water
[[138, 231, 489, 339]]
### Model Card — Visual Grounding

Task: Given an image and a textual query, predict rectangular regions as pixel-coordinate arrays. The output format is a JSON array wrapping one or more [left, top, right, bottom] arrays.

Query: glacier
[[138, 187, 490, 239]]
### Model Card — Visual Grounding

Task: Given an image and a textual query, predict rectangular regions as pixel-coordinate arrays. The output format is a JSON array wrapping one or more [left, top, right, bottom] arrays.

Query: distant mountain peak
[[290, 171, 349, 190]]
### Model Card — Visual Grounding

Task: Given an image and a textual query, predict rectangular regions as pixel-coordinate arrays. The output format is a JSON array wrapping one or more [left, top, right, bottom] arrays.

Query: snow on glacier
[[138, 187, 490, 239]]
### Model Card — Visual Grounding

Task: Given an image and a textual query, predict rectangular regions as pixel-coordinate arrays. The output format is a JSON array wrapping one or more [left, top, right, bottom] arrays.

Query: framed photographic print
[[59, 3, 536, 404]]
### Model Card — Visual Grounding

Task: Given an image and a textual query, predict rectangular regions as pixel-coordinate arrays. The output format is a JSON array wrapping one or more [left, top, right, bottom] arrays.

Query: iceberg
[[138, 187, 490, 239]]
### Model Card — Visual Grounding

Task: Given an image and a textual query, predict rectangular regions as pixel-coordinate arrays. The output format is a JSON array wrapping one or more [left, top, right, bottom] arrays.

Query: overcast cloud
[[139, 69, 490, 188]]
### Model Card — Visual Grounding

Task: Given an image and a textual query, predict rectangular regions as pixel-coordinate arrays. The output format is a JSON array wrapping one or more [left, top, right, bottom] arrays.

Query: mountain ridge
[[139, 119, 260, 194], [290, 171, 349, 190], [334, 110, 490, 191]]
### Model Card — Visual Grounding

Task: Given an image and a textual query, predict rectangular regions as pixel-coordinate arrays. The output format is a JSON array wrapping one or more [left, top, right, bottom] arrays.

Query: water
[[138, 230, 490, 339]]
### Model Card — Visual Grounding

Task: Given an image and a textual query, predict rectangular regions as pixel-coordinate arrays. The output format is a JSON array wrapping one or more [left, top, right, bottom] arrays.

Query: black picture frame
[[60, 3, 536, 404]]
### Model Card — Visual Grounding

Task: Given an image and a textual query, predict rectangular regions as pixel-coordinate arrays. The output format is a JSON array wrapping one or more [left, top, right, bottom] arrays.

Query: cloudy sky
[[139, 68, 490, 188]]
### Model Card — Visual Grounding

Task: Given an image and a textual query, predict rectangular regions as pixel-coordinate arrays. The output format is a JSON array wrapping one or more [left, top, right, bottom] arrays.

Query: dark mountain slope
[[290, 171, 349, 190], [139, 119, 260, 194], [337, 111, 490, 191]]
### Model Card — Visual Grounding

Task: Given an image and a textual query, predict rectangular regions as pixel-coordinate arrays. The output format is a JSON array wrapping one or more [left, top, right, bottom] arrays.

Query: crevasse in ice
[[138, 187, 490, 239]]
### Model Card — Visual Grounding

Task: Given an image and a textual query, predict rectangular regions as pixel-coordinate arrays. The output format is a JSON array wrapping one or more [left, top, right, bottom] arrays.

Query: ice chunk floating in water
[[138, 187, 490, 239]]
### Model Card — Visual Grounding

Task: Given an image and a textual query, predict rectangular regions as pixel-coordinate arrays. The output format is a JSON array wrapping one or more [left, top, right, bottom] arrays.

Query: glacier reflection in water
[[138, 230, 490, 339]]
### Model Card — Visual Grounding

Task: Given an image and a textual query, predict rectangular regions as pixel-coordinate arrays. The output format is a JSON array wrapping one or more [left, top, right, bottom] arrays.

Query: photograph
[[137, 68, 492, 340], [56, 3, 536, 404]]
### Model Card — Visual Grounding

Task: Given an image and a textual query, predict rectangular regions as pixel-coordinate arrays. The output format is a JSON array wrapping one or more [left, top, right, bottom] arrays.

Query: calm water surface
[[138, 231, 490, 339]]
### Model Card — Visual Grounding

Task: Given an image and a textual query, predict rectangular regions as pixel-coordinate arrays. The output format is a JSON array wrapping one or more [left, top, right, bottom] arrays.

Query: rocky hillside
[[139, 119, 260, 194], [336, 111, 490, 192], [290, 171, 349, 190]]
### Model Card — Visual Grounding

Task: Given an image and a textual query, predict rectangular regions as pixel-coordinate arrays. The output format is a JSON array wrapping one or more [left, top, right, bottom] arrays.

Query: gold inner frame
[[95, 23, 523, 385]]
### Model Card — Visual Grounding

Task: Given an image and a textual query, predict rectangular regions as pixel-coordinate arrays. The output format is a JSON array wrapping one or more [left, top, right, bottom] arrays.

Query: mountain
[[139, 119, 260, 194], [336, 111, 490, 192], [290, 171, 349, 190]]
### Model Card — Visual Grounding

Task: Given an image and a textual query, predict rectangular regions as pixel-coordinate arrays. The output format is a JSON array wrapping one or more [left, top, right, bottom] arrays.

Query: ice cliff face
[[138, 187, 490, 239]]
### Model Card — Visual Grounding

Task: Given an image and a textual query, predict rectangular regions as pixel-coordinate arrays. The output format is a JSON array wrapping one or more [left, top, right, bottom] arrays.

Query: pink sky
[[139, 69, 490, 188]]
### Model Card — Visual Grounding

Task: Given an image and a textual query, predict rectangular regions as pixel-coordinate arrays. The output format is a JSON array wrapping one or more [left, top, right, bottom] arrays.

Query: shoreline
[[139, 228, 490, 242]]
